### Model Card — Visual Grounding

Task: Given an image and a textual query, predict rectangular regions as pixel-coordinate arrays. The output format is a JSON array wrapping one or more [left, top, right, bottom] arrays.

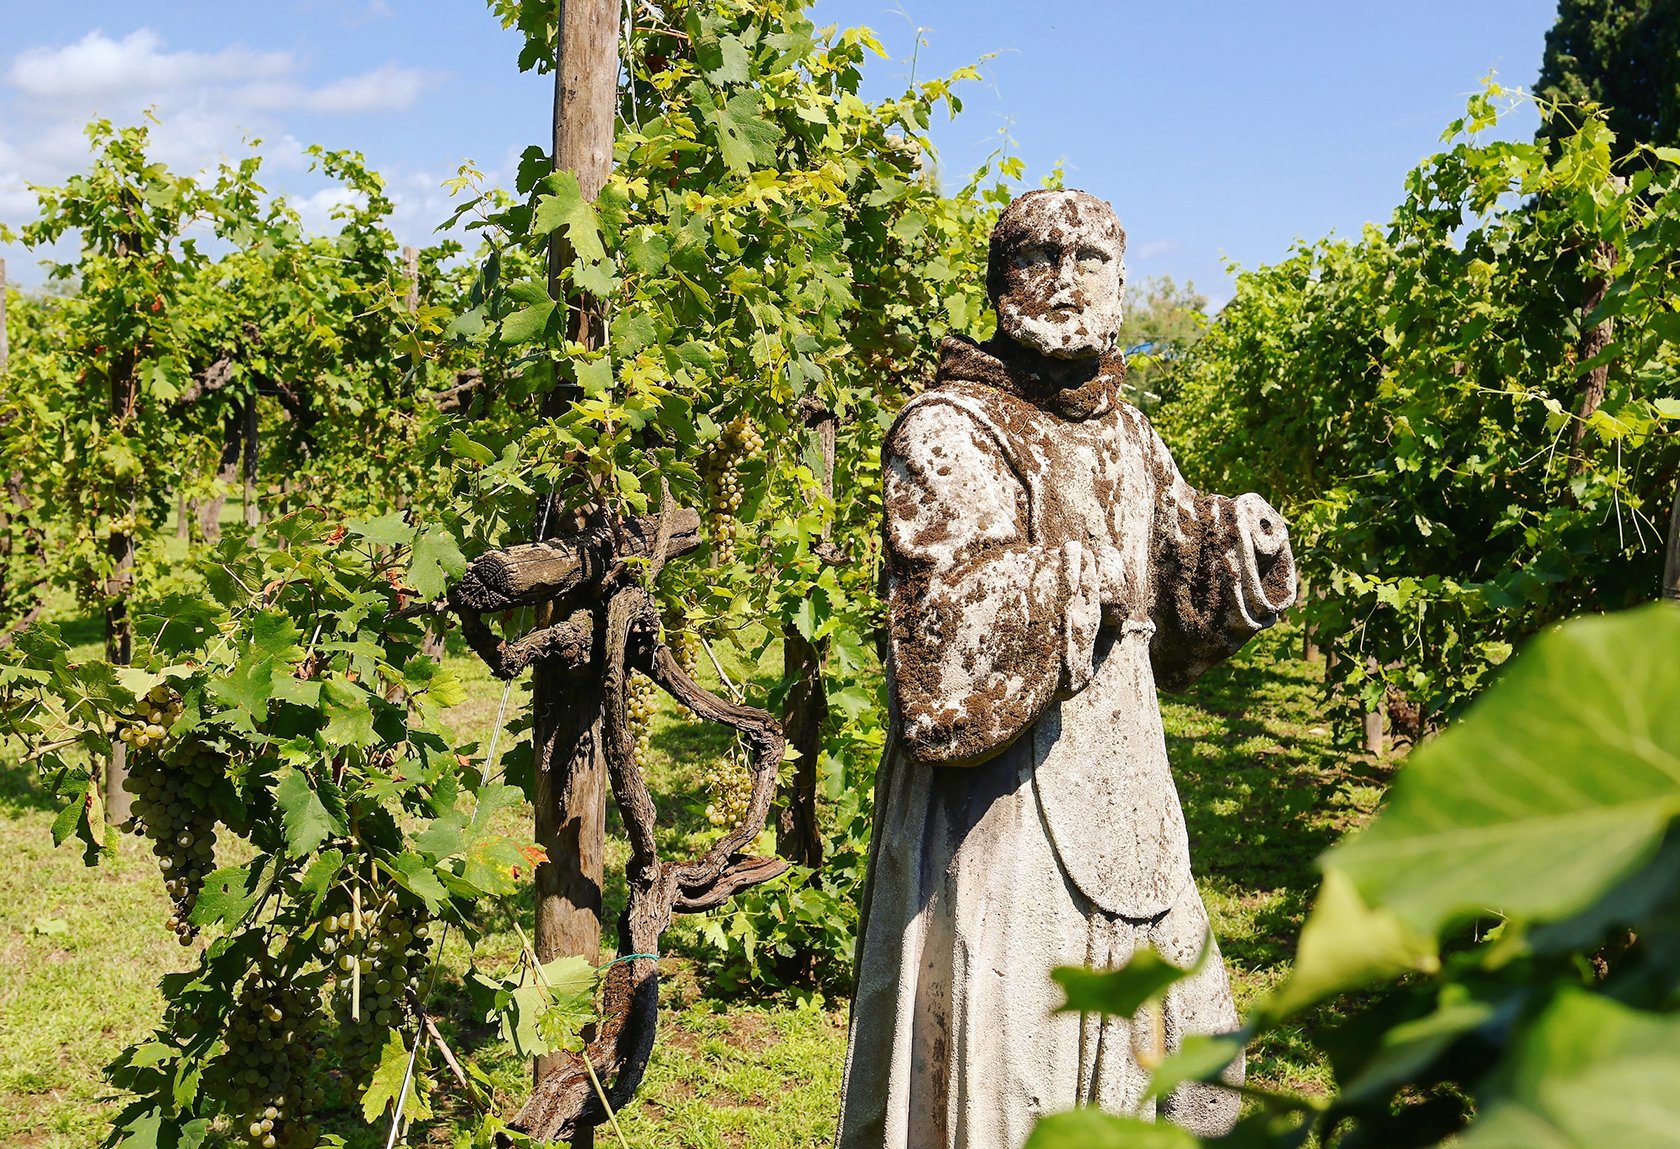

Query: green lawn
[[0, 602, 1382, 1147]]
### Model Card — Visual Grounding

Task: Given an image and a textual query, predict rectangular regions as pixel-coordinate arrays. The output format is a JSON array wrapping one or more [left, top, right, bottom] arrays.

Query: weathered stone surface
[[837, 189, 1297, 1149]]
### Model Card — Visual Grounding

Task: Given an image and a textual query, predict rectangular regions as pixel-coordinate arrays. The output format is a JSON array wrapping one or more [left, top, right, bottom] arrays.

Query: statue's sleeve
[[884, 400, 1102, 767], [1143, 418, 1298, 692]]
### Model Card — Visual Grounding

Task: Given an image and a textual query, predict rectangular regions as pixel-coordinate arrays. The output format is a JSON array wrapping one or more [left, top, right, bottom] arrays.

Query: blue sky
[[0, 1, 1558, 299]]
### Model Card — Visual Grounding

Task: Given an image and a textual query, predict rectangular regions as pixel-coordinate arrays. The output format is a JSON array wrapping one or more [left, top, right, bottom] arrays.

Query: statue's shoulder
[[886, 384, 1015, 462]]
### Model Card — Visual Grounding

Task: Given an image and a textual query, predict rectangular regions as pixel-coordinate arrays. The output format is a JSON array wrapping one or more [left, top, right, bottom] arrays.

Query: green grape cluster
[[323, 886, 434, 1085], [672, 627, 702, 679], [124, 735, 224, 943], [211, 973, 321, 1149], [626, 671, 657, 763], [117, 682, 184, 751], [699, 413, 763, 566], [703, 744, 754, 830]]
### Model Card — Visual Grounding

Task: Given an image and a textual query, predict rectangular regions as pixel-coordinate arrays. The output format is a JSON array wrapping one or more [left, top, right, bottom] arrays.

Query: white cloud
[[8, 30, 291, 101], [0, 28, 447, 284], [288, 186, 368, 235], [241, 63, 433, 116]]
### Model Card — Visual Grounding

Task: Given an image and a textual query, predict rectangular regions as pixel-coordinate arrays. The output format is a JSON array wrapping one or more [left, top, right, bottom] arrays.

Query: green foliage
[[1164, 85, 1680, 731], [1116, 275, 1211, 411], [1027, 604, 1680, 1148], [443, 0, 1027, 986], [0, 509, 553, 1145]]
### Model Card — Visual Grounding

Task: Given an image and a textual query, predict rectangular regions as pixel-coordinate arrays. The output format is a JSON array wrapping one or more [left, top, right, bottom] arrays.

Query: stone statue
[[836, 189, 1298, 1149]]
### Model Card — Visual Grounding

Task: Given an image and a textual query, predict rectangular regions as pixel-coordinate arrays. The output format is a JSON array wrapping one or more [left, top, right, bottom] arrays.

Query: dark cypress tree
[[1535, 0, 1680, 158]]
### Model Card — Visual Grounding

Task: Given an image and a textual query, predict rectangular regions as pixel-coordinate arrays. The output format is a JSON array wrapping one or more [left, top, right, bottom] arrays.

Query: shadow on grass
[[1164, 631, 1390, 973], [0, 750, 66, 817]]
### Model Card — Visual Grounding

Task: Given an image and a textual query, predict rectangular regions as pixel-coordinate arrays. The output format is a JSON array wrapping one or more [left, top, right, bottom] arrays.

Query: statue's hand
[[1234, 493, 1297, 619], [1096, 544, 1130, 629], [1235, 493, 1288, 562]]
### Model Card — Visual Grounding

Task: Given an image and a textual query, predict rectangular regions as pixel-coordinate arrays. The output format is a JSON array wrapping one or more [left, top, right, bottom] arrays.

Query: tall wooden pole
[[105, 229, 140, 826], [777, 403, 834, 873], [1, 259, 10, 612], [1663, 482, 1680, 603], [402, 245, 420, 313], [530, 0, 619, 1110], [242, 391, 259, 527]]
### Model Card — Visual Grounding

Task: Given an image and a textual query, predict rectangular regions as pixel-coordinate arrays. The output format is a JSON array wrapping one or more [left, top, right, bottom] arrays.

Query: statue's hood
[[934, 334, 1124, 421]]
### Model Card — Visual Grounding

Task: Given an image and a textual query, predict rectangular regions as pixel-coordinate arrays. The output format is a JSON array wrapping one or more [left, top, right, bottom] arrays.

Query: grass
[[0, 588, 1385, 1147]]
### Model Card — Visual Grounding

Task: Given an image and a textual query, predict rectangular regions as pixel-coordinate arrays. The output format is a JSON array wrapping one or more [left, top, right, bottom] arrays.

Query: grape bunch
[[118, 682, 184, 752], [626, 671, 657, 763], [703, 743, 755, 830], [212, 972, 322, 1149], [699, 413, 764, 566], [671, 626, 703, 679], [125, 735, 224, 943], [323, 886, 435, 1085]]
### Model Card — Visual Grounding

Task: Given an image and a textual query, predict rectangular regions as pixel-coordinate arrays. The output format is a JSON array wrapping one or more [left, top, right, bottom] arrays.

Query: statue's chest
[[1008, 410, 1154, 556]]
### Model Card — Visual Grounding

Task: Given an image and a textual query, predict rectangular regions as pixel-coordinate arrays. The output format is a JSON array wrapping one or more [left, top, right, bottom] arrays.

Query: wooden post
[[530, 0, 619, 1112], [105, 232, 140, 825], [1363, 657, 1385, 758], [242, 391, 259, 526], [777, 403, 834, 874], [199, 417, 241, 541], [1, 258, 11, 609], [1301, 580, 1320, 662], [402, 245, 420, 313], [1663, 480, 1680, 602]]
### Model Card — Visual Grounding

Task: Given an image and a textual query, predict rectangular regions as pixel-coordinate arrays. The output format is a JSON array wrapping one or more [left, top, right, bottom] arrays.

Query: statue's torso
[[889, 383, 1194, 919]]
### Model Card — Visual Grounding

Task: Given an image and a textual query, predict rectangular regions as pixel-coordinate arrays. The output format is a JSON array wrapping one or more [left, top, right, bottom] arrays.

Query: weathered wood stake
[[242, 391, 259, 527], [105, 230, 140, 826], [531, 0, 621, 1118], [777, 401, 836, 872], [1663, 481, 1680, 603]]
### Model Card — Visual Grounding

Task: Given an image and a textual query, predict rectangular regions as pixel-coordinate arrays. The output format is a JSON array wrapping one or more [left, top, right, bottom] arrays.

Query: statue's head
[[987, 189, 1126, 361]]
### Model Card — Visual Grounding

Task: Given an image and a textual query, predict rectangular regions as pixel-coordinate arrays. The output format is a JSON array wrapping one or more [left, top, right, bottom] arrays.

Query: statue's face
[[994, 193, 1125, 360]]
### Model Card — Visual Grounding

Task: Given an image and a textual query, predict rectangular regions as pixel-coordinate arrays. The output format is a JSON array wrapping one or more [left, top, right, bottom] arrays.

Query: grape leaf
[[360, 1027, 430, 1123], [110, 1108, 210, 1149], [533, 169, 615, 296], [189, 861, 274, 931], [348, 511, 412, 548], [408, 527, 466, 600], [1324, 605, 1680, 940], [1457, 990, 1680, 1148], [700, 87, 781, 174], [1052, 940, 1206, 1018], [499, 299, 555, 346], [209, 611, 303, 724], [1023, 1109, 1197, 1149], [297, 847, 346, 911], [320, 676, 377, 748], [275, 767, 342, 858]]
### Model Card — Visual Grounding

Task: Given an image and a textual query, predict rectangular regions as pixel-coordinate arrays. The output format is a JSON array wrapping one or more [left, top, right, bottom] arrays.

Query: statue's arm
[[884, 400, 1102, 767], [1143, 419, 1298, 692]]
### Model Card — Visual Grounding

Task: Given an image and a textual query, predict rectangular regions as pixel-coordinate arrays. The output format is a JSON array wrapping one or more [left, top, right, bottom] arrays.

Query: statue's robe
[[836, 336, 1298, 1149]]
